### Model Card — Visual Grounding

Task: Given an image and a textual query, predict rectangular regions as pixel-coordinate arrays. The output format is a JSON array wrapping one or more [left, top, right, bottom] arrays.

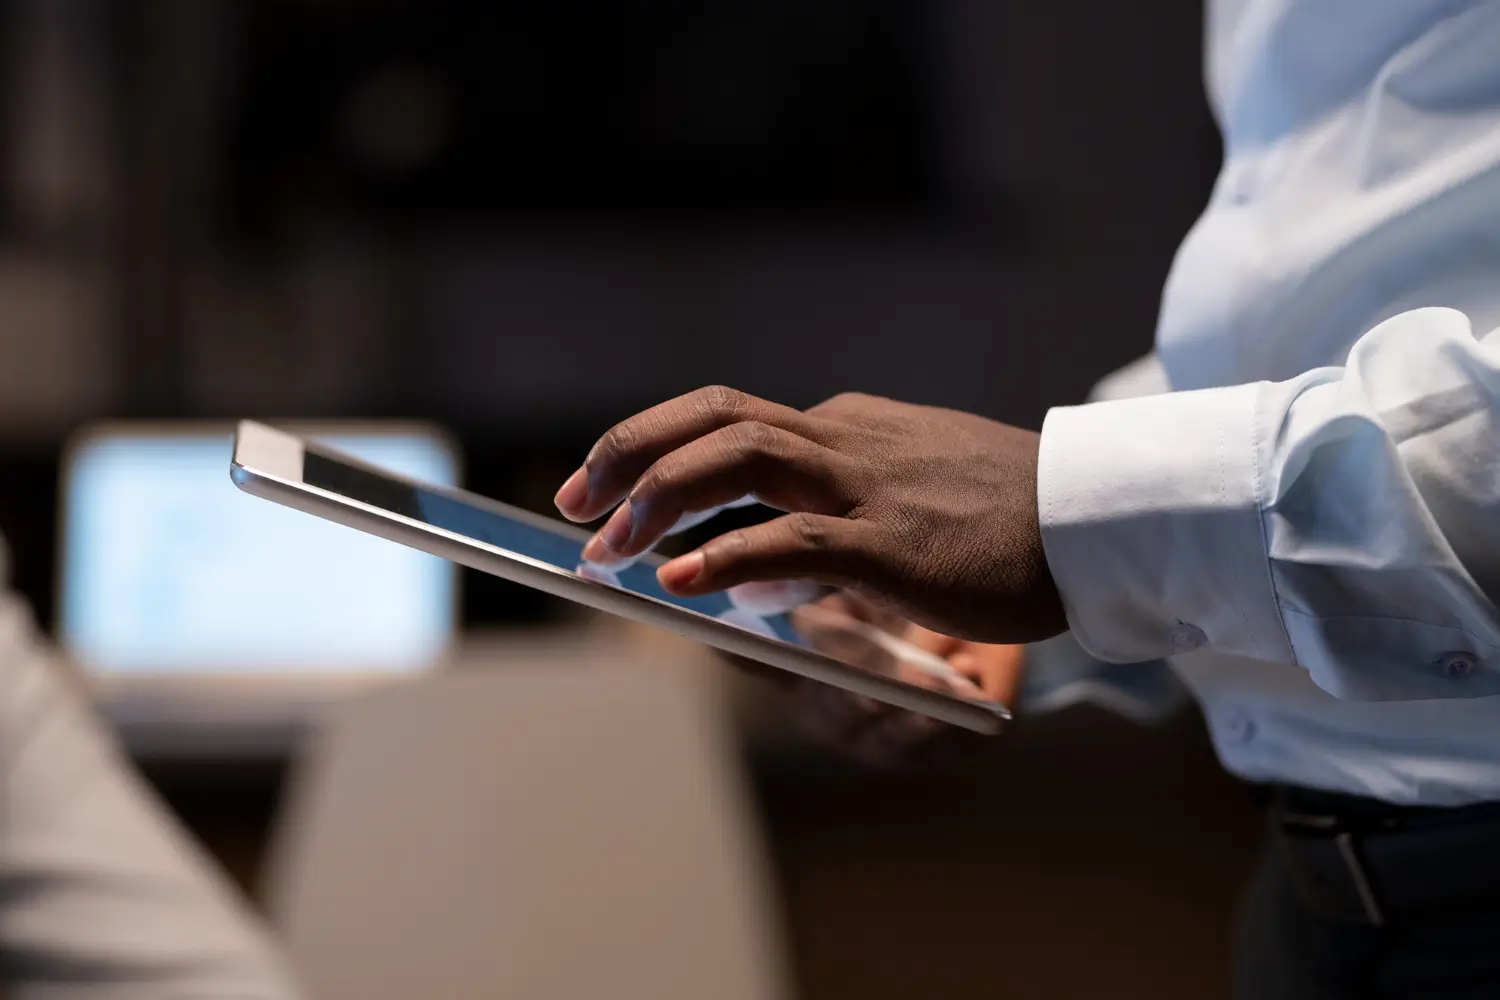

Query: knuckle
[[786, 512, 834, 551], [713, 529, 751, 562], [725, 420, 780, 458], [590, 421, 637, 467], [695, 384, 748, 422], [631, 462, 669, 500], [819, 391, 873, 412], [806, 392, 882, 436]]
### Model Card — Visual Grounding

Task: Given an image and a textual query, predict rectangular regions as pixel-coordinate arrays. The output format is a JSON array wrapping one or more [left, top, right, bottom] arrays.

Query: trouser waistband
[[1269, 784, 1500, 926]]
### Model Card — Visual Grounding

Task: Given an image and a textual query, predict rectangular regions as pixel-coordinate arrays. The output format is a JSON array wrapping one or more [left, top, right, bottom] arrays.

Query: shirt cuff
[[1037, 382, 1294, 665]]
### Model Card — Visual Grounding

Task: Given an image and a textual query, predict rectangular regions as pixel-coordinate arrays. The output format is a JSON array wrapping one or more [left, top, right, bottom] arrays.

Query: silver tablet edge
[[231, 424, 1009, 735]]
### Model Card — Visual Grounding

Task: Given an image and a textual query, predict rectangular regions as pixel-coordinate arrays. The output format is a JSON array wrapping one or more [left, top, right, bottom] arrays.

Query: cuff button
[[1224, 709, 1256, 743], [1169, 623, 1207, 653], [1435, 651, 1479, 679]]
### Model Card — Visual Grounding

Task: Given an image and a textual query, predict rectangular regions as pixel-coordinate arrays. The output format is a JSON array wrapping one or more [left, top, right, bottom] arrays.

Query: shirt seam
[[1250, 382, 1298, 663]]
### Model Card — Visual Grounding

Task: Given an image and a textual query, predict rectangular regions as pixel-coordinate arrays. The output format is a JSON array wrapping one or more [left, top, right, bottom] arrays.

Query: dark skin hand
[[555, 386, 1069, 645], [778, 592, 1028, 767]]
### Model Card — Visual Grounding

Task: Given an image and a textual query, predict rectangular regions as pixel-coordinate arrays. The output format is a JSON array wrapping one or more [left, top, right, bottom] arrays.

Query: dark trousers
[[1234, 788, 1500, 1000]]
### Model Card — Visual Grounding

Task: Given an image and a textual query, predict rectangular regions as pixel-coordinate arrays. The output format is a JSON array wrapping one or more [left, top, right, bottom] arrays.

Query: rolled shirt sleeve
[[1038, 306, 1500, 702]]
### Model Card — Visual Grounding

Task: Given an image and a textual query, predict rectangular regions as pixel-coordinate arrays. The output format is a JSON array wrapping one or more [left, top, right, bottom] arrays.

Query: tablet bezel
[[231, 420, 1009, 734]]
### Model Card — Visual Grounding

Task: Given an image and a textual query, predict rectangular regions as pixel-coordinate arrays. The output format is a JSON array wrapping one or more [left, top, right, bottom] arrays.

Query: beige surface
[[264, 652, 790, 1000]]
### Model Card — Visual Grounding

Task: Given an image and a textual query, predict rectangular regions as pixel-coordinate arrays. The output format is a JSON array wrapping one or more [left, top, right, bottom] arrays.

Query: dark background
[[0, 2, 1257, 996], [0, 0, 1219, 628]]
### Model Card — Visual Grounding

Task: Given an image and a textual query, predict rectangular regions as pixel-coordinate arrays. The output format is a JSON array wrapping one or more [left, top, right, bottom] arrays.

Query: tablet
[[231, 420, 1010, 733]]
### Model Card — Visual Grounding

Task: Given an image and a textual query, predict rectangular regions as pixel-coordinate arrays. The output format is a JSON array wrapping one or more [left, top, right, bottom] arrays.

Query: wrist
[[1019, 430, 1068, 640]]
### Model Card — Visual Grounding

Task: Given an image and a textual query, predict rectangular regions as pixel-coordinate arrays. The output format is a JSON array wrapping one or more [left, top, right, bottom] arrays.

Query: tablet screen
[[300, 448, 803, 644], [298, 445, 977, 695]]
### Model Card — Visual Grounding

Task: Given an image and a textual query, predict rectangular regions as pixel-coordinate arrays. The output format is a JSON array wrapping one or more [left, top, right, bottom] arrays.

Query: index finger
[[950, 644, 1026, 707], [556, 385, 814, 522]]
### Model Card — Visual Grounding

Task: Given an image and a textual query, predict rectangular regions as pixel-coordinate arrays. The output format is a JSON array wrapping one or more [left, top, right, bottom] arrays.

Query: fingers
[[557, 386, 815, 523], [902, 622, 962, 659], [800, 590, 873, 623], [821, 591, 910, 636], [765, 607, 1017, 769], [581, 422, 855, 564], [656, 513, 885, 595], [835, 657, 1000, 768], [581, 494, 760, 572], [791, 659, 965, 768], [894, 622, 1023, 706], [950, 642, 1026, 706]]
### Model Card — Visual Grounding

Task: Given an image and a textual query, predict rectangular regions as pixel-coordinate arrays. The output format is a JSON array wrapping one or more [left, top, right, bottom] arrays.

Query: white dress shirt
[[0, 541, 300, 998], [1035, 0, 1500, 805]]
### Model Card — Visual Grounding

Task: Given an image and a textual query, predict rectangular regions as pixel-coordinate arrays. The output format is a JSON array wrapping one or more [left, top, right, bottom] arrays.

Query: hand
[[778, 593, 1026, 767], [554, 386, 1068, 645]]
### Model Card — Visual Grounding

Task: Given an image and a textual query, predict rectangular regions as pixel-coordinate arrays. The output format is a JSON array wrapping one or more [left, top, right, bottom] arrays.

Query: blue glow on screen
[[408, 489, 801, 644], [61, 433, 457, 675]]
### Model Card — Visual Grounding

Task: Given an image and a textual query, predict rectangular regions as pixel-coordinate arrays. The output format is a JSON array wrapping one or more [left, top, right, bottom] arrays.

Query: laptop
[[57, 421, 460, 755]]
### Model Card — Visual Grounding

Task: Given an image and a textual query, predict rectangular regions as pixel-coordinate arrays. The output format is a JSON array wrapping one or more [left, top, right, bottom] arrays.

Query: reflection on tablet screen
[[301, 446, 972, 694]]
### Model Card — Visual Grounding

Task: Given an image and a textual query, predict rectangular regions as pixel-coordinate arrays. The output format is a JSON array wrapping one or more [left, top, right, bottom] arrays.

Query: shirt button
[[1224, 709, 1257, 744], [1169, 623, 1207, 653], [1435, 651, 1478, 678]]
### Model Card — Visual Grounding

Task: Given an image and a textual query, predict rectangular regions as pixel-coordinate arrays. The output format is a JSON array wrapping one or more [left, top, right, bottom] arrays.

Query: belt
[[1270, 785, 1500, 926]]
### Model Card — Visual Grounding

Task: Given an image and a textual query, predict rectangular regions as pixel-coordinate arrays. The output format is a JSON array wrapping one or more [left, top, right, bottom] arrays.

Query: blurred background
[[0, 1, 1262, 997]]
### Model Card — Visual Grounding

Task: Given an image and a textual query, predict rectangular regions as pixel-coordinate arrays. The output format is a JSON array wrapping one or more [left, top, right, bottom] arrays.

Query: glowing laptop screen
[[60, 429, 458, 675]]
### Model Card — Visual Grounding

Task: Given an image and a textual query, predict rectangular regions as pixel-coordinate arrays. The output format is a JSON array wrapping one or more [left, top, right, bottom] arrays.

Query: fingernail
[[554, 468, 589, 517], [658, 551, 705, 590], [599, 501, 633, 552]]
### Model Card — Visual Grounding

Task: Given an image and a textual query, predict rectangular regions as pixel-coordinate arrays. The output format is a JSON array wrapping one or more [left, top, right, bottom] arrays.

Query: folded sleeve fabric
[[1039, 306, 1500, 702], [0, 541, 301, 999]]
